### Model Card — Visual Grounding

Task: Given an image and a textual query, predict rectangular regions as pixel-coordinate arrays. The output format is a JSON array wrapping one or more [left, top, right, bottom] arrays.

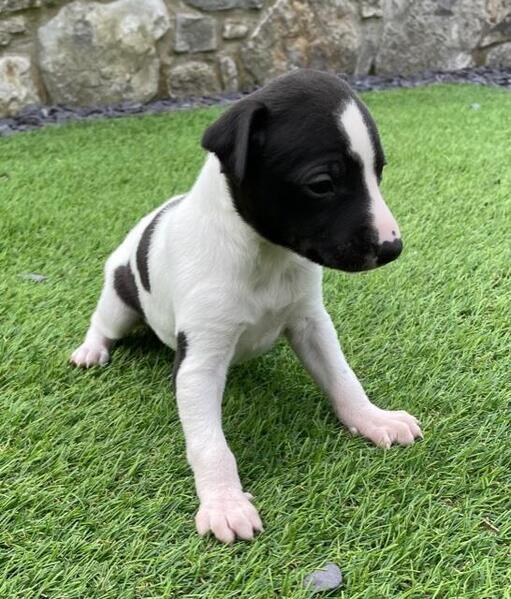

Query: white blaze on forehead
[[340, 100, 375, 176], [338, 100, 400, 243]]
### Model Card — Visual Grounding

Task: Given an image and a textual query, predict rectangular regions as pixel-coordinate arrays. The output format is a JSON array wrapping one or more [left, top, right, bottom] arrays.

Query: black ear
[[201, 99, 267, 184]]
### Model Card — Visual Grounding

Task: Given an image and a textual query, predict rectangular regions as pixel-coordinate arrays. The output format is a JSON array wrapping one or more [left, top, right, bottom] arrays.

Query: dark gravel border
[[1, 66, 510, 137]]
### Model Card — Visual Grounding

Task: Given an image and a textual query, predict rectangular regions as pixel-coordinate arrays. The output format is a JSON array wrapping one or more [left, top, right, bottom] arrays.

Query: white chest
[[233, 307, 290, 363], [231, 262, 315, 364]]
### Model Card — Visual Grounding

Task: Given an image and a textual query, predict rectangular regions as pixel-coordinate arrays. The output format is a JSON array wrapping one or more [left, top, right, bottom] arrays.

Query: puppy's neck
[[189, 154, 295, 269], [190, 153, 236, 217]]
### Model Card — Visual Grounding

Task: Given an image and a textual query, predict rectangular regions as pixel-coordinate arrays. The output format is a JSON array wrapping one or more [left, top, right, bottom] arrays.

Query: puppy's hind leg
[[70, 260, 141, 368]]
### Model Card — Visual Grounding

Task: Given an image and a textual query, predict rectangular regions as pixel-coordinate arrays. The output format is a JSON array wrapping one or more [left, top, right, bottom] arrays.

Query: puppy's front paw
[[346, 406, 422, 449], [195, 488, 263, 544], [70, 343, 110, 368]]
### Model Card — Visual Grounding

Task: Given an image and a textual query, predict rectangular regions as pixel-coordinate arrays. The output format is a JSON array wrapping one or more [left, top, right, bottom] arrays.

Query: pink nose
[[372, 194, 400, 244]]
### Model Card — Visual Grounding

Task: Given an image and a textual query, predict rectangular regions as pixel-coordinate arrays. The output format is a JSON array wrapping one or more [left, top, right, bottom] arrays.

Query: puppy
[[71, 69, 422, 544]]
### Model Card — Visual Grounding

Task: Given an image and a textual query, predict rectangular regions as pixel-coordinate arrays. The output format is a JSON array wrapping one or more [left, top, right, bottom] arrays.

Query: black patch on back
[[172, 331, 188, 393], [136, 196, 185, 293], [114, 263, 143, 316]]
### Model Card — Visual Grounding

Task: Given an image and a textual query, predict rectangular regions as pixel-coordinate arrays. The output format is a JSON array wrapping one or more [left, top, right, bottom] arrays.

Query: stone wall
[[1, 0, 510, 117]]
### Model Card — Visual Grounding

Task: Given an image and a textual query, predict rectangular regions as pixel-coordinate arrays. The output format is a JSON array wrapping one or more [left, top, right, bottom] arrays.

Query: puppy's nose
[[376, 238, 403, 266]]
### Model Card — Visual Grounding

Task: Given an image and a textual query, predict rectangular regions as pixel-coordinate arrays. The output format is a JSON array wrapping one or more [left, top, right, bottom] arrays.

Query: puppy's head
[[202, 69, 402, 272]]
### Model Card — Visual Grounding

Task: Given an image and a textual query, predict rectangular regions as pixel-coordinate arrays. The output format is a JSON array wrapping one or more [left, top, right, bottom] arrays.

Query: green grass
[[1, 84, 510, 599]]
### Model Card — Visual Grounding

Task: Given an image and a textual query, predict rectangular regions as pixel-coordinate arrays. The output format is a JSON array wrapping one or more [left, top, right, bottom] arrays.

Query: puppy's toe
[[70, 344, 110, 368], [345, 406, 423, 448], [195, 488, 263, 544], [209, 513, 236, 544]]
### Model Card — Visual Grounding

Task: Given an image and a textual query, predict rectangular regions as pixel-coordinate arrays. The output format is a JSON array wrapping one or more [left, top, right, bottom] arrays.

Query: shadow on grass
[[111, 325, 336, 476], [117, 327, 321, 424], [115, 325, 169, 358]]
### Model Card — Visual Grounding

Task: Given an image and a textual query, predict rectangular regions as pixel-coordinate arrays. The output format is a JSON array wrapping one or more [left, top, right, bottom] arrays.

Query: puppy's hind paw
[[70, 343, 110, 368]]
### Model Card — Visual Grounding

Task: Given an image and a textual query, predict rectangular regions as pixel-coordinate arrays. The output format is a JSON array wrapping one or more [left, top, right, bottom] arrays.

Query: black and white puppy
[[71, 70, 422, 544]]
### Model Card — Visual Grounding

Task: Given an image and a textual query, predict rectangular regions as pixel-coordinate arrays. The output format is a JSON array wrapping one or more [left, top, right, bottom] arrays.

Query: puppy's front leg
[[286, 307, 422, 448], [174, 331, 262, 543]]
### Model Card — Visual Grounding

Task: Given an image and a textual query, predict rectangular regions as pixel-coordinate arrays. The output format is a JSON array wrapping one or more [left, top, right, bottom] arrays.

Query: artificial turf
[[1, 84, 510, 599]]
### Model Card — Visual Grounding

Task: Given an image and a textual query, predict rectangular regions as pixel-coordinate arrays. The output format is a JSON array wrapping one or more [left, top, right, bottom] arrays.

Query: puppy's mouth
[[299, 231, 378, 272], [304, 247, 378, 272], [305, 241, 404, 273], [338, 256, 379, 273], [283, 223, 403, 272]]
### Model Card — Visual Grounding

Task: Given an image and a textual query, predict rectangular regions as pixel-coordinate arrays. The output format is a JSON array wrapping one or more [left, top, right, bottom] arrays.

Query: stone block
[[374, 0, 502, 74], [175, 13, 217, 53], [0, 55, 40, 117], [218, 54, 238, 91], [0, 0, 53, 14], [0, 15, 26, 45], [37, 0, 170, 106], [486, 41, 511, 66], [184, 0, 263, 10], [481, 14, 511, 47], [360, 0, 382, 19], [222, 20, 248, 40], [240, 0, 359, 86], [168, 61, 220, 97]]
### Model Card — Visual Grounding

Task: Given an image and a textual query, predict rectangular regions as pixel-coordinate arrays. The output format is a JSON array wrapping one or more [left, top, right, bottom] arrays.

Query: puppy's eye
[[305, 175, 334, 196]]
